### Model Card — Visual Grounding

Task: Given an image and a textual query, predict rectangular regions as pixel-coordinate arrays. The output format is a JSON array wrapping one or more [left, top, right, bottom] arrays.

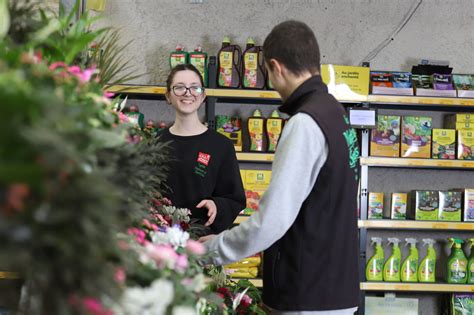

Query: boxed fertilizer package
[[368, 192, 384, 219], [409, 190, 439, 221], [402, 116, 432, 158], [464, 189, 474, 222], [242, 170, 271, 215], [445, 113, 474, 127], [391, 193, 408, 220], [370, 116, 400, 157], [432, 129, 456, 159], [438, 191, 462, 221], [453, 74, 474, 98], [458, 130, 474, 160], [451, 293, 474, 315], [216, 115, 243, 151]]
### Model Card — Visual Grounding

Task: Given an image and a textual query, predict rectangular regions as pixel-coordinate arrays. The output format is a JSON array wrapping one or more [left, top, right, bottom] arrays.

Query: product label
[[249, 118, 264, 151], [367, 259, 383, 280], [391, 193, 407, 220], [170, 53, 186, 69], [439, 191, 462, 221], [266, 119, 283, 152], [190, 54, 206, 82], [450, 260, 467, 281], [384, 258, 400, 280], [243, 53, 258, 88], [242, 170, 272, 215], [368, 192, 384, 219], [432, 129, 456, 159], [465, 190, 474, 221], [458, 130, 474, 160], [402, 116, 432, 158], [415, 190, 439, 221], [419, 260, 435, 281], [370, 116, 401, 157], [219, 52, 233, 87], [194, 152, 211, 178]]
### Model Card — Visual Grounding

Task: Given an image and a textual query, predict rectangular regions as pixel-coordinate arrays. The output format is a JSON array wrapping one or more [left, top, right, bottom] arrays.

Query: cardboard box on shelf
[[458, 130, 474, 160], [438, 191, 462, 222], [401, 116, 432, 158], [241, 170, 272, 215], [391, 193, 408, 220], [409, 190, 439, 221], [368, 192, 384, 219], [432, 129, 456, 159], [370, 116, 401, 157]]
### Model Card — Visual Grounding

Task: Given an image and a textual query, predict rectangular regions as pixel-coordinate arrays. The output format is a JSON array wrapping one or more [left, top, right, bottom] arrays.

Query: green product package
[[451, 294, 474, 315], [366, 237, 384, 281], [439, 191, 462, 221], [418, 238, 436, 283], [447, 238, 468, 284], [410, 190, 439, 221], [401, 238, 418, 282], [383, 237, 401, 282]]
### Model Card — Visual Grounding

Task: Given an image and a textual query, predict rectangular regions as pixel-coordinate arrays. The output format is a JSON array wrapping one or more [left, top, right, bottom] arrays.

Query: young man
[[201, 20, 360, 314]]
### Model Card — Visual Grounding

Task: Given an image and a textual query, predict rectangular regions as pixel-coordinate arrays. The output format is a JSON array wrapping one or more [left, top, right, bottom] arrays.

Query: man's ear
[[269, 58, 283, 77]]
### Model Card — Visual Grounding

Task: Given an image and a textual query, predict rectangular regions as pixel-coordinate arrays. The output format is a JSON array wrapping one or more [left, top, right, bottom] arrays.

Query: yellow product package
[[225, 256, 262, 269], [225, 267, 259, 278], [243, 170, 272, 215]]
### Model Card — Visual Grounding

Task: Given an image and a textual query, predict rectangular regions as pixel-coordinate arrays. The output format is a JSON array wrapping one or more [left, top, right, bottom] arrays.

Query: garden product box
[[464, 189, 474, 222], [216, 115, 242, 151], [370, 116, 400, 157], [454, 122, 474, 131], [451, 293, 474, 315], [438, 191, 462, 221], [242, 170, 271, 215], [409, 190, 439, 221], [445, 114, 474, 126], [401, 116, 432, 158], [391, 193, 408, 220], [453, 74, 474, 98], [371, 72, 414, 96], [368, 192, 384, 219], [432, 129, 456, 159], [458, 130, 474, 160]]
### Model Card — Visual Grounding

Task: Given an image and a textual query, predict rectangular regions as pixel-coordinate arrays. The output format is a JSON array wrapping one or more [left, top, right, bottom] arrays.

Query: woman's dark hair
[[263, 20, 320, 75], [166, 64, 204, 91]]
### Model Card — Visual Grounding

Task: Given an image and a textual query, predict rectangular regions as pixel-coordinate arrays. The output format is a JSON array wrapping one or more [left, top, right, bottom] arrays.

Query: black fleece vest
[[262, 75, 360, 311]]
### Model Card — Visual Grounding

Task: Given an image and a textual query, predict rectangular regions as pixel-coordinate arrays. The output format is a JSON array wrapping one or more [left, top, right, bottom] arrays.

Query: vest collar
[[279, 75, 328, 116]]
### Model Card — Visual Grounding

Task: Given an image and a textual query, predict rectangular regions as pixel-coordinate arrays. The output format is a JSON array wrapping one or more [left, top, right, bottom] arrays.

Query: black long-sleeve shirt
[[158, 128, 245, 233]]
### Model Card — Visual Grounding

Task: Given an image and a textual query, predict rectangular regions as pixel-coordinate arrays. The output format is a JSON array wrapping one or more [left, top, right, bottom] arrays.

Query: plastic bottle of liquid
[[366, 237, 384, 281], [418, 238, 436, 283], [447, 238, 467, 284], [383, 237, 401, 282], [247, 109, 265, 152], [467, 238, 474, 284], [241, 38, 266, 89], [169, 44, 188, 70], [189, 45, 208, 87], [217, 37, 242, 88], [266, 110, 284, 152], [401, 238, 419, 282]]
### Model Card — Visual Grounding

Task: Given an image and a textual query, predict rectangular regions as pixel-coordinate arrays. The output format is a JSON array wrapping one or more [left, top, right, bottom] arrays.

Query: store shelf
[[236, 152, 274, 163], [360, 157, 474, 169], [359, 220, 474, 230], [106, 85, 167, 94], [0, 272, 19, 280], [361, 282, 474, 293], [367, 94, 474, 107], [106, 85, 474, 107]]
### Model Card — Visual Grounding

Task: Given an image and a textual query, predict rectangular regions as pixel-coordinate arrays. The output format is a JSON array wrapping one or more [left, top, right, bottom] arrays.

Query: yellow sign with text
[[86, 0, 107, 11], [321, 64, 370, 102]]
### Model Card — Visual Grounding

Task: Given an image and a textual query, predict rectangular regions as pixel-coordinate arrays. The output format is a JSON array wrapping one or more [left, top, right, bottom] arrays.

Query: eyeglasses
[[171, 85, 205, 97]]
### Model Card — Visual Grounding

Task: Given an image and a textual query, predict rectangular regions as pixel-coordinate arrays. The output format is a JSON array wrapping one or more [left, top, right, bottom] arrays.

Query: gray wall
[[99, 0, 474, 85]]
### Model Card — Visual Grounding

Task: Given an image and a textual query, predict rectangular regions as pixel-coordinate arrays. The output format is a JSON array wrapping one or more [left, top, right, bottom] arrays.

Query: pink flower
[[82, 297, 114, 315], [146, 244, 178, 268], [67, 65, 81, 75], [104, 91, 115, 98], [78, 67, 96, 83], [114, 267, 126, 284], [118, 112, 129, 123], [175, 254, 188, 272], [186, 240, 206, 256], [127, 228, 147, 245], [181, 278, 193, 286], [240, 294, 252, 307], [49, 62, 67, 70]]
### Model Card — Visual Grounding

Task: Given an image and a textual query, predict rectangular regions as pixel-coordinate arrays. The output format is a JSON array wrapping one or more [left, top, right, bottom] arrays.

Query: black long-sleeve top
[[158, 128, 245, 233]]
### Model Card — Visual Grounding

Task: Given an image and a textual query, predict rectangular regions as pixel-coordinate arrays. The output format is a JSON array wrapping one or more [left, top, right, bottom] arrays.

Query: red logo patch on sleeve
[[197, 152, 211, 166]]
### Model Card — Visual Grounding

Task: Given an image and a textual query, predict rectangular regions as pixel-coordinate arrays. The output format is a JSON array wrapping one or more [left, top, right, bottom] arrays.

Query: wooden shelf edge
[[360, 157, 474, 169], [358, 220, 474, 230], [236, 152, 274, 162], [106, 85, 474, 106], [361, 282, 474, 292]]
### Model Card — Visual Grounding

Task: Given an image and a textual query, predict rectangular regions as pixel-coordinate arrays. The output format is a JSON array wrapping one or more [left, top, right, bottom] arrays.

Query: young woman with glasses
[[158, 64, 245, 235]]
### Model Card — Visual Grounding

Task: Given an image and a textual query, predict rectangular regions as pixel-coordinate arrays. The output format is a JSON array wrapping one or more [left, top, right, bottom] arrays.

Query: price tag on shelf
[[348, 107, 377, 129]]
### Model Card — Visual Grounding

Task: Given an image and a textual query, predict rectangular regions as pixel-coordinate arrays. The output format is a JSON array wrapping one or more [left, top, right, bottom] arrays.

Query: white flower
[[121, 279, 174, 315], [166, 226, 190, 249], [175, 207, 191, 223], [189, 273, 207, 293], [162, 205, 176, 216], [172, 306, 197, 315], [150, 230, 170, 245]]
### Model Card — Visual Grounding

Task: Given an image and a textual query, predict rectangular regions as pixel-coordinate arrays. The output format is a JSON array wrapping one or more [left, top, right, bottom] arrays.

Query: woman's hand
[[196, 199, 217, 226]]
